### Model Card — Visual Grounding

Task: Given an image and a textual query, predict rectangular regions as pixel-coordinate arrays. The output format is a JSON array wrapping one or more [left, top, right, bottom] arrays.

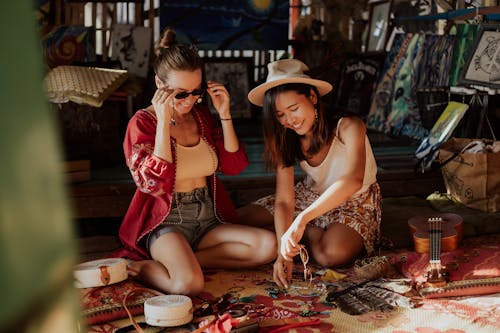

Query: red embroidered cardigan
[[114, 106, 249, 260]]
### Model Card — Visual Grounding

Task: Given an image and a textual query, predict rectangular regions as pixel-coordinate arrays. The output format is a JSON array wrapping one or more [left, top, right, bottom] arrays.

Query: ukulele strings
[[428, 217, 443, 270]]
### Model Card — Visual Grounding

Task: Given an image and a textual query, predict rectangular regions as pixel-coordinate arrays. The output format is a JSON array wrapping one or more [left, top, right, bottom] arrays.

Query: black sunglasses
[[174, 88, 205, 99]]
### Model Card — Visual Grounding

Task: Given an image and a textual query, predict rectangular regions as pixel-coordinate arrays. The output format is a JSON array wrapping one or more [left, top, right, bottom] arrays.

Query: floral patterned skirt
[[253, 181, 382, 255]]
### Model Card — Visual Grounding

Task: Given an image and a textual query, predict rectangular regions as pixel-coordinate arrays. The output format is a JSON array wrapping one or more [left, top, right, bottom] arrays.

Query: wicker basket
[[354, 256, 390, 280]]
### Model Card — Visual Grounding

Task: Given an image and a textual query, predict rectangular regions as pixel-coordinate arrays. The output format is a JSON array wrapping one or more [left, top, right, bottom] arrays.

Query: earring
[[170, 99, 176, 125], [196, 96, 203, 104]]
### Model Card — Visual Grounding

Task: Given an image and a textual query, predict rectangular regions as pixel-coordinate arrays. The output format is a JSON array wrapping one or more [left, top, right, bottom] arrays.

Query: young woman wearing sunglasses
[[115, 28, 276, 296]]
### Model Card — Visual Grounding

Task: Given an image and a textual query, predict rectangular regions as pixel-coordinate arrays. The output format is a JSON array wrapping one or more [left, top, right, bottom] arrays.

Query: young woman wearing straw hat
[[239, 59, 381, 288]]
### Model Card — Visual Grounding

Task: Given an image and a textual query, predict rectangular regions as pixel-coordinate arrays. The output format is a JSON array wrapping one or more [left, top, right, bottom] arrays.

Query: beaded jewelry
[[170, 99, 176, 125]]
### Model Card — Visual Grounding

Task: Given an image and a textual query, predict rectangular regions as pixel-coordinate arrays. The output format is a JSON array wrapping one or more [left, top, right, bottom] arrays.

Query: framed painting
[[459, 24, 500, 89], [366, 0, 392, 52], [203, 58, 253, 118]]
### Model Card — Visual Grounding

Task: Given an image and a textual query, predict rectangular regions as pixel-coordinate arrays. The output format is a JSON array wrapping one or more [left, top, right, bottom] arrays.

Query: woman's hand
[[280, 213, 307, 261], [151, 87, 177, 125], [206, 81, 231, 119], [273, 255, 294, 289]]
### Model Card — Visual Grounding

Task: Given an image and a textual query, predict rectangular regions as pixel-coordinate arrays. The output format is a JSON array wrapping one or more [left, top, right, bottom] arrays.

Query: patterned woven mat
[[86, 235, 500, 333], [44, 66, 128, 107]]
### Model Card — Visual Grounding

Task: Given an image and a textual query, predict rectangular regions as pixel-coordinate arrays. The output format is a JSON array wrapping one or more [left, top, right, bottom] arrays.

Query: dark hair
[[262, 83, 338, 169], [153, 28, 203, 82]]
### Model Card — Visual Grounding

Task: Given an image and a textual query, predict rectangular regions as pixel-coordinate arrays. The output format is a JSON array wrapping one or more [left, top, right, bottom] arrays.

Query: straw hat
[[248, 59, 332, 106]]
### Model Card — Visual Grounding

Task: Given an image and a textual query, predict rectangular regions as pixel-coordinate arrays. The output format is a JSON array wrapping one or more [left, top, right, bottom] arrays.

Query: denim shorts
[[147, 187, 221, 252]]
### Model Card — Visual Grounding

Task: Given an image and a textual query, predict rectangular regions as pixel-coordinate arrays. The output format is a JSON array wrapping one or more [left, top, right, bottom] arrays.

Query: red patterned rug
[[85, 234, 500, 333]]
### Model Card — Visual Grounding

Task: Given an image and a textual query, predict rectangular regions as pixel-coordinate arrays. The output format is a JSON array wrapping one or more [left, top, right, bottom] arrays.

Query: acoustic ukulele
[[408, 213, 463, 287]]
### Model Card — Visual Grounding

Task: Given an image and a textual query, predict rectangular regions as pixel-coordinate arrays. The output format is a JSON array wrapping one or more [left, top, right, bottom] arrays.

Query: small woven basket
[[354, 256, 390, 280]]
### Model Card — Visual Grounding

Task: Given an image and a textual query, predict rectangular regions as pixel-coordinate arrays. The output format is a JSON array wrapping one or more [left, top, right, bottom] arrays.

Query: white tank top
[[175, 139, 218, 190], [299, 118, 377, 195]]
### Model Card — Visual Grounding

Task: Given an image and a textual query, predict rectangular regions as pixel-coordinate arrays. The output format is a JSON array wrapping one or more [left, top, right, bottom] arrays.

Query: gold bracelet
[[220, 118, 232, 121]]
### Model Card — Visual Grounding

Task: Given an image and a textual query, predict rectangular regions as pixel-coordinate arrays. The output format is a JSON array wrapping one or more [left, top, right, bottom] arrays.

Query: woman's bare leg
[[304, 223, 364, 267], [196, 224, 277, 268], [236, 204, 274, 229], [128, 232, 204, 296]]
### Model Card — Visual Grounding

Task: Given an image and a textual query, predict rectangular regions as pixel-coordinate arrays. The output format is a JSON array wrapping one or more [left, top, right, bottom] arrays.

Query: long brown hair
[[262, 83, 337, 169], [153, 28, 203, 82]]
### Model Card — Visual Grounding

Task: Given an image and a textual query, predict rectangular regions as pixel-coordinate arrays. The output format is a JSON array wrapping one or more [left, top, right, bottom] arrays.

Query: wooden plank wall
[[52, 0, 287, 84], [55, 0, 147, 61]]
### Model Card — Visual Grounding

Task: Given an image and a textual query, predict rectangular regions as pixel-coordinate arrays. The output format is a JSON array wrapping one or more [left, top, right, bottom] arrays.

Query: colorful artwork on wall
[[415, 101, 469, 170], [41, 25, 96, 68], [36, 0, 52, 32], [448, 24, 481, 87], [160, 0, 289, 50]]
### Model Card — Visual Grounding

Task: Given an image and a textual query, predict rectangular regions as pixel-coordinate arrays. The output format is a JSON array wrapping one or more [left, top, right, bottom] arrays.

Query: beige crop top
[[299, 118, 377, 195], [175, 139, 218, 192]]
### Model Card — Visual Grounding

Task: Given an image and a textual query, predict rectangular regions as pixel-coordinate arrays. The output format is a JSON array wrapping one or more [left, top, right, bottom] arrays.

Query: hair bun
[[156, 28, 177, 56]]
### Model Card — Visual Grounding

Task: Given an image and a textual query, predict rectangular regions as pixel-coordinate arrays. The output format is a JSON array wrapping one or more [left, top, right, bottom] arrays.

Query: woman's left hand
[[280, 214, 307, 261], [206, 80, 231, 119]]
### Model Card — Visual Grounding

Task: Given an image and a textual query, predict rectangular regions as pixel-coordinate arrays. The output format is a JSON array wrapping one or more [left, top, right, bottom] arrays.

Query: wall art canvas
[[111, 24, 152, 78], [392, 0, 438, 33], [366, 0, 392, 52], [366, 32, 410, 133], [415, 101, 469, 170], [459, 25, 500, 89], [448, 24, 481, 87], [335, 53, 386, 118], [386, 33, 426, 139], [204, 58, 252, 118], [160, 0, 289, 50], [36, 0, 51, 32], [41, 25, 96, 68]]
